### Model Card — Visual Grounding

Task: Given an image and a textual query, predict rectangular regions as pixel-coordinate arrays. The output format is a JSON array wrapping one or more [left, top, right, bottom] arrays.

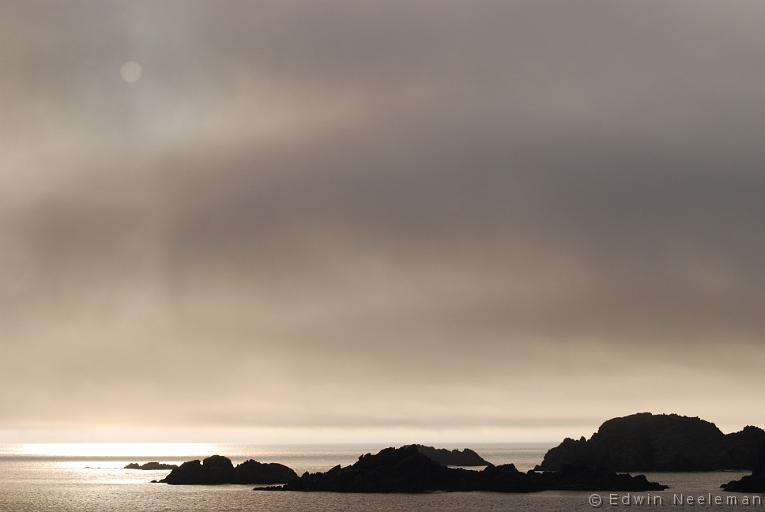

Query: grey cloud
[[1, 0, 764, 440]]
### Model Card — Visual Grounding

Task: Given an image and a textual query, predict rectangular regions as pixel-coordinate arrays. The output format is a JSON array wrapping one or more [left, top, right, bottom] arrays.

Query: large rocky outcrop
[[158, 455, 297, 485], [412, 444, 490, 466], [722, 442, 765, 493], [538, 413, 765, 472], [125, 462, 178, 470], [261, 445, 667, 493]]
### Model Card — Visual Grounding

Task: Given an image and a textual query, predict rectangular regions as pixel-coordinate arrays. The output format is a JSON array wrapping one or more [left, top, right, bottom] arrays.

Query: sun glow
[[13, 443, 216, 458]]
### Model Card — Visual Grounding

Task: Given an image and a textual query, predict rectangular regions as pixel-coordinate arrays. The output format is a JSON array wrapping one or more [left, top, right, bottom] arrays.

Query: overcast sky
[[1, 1, 764, 444]]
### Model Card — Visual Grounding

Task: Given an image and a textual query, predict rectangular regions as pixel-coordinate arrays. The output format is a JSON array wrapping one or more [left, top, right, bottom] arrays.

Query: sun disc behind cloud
[[120, 61, 143, 83]]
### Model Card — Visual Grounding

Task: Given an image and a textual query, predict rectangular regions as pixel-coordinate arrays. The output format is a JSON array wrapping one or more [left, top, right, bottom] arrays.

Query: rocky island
[[125, 462, 178, 470], [157, 455, 298, 485], [260, 445, 667, 493], [538, 413, 765, 472], [413, 444, 490, 466], [722, 442, 765, 493]]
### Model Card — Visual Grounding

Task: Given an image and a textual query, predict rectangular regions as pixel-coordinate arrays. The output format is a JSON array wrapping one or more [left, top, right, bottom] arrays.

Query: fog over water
[[1, 1, 765, 443]]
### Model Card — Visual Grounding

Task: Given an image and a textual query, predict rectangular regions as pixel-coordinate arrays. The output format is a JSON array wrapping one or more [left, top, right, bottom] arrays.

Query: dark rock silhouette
[[260, 445, 667, 493], [538, 413, 765, 472], [232, 459, 300, 485], [158, 455, 297, 485], [161, 455, 234, 485], [412, 444, 490, 466], [726, 426, 765, 471], [124, 462, 178, 470], [722, 442, 765, 493]]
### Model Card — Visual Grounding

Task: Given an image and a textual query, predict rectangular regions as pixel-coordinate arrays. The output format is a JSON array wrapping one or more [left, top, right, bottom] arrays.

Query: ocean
[[0, 444, 753, 511]]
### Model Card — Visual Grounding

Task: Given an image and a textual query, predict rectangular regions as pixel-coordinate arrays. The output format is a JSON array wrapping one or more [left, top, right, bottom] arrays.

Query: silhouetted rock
[[159, 455, 297, 485], [722, 442, 765, 493], [412, 444, 490, 466], [260, 445, 667, 493], [726, 426, 765, 471], [124, 462, 178, 470], [160, 456, 233, 485], [538, 413, 765, 472], [233, 459, 299, 484]]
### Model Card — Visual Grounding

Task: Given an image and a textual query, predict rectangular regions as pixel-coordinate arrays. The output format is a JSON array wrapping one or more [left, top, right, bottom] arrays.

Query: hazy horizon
[[1, 412, 760, 446], [2, 1, 765, 444]]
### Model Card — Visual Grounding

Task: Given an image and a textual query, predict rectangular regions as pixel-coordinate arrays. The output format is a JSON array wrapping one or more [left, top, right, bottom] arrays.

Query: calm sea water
[[0, 444, 754, 511]]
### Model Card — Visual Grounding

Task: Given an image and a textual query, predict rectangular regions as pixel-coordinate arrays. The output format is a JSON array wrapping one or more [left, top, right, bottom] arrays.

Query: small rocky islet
[[125, 462, 178, 470]]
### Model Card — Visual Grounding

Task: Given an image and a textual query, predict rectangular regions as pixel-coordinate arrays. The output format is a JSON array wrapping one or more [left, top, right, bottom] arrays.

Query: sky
[[1, 1, 764, 444]]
